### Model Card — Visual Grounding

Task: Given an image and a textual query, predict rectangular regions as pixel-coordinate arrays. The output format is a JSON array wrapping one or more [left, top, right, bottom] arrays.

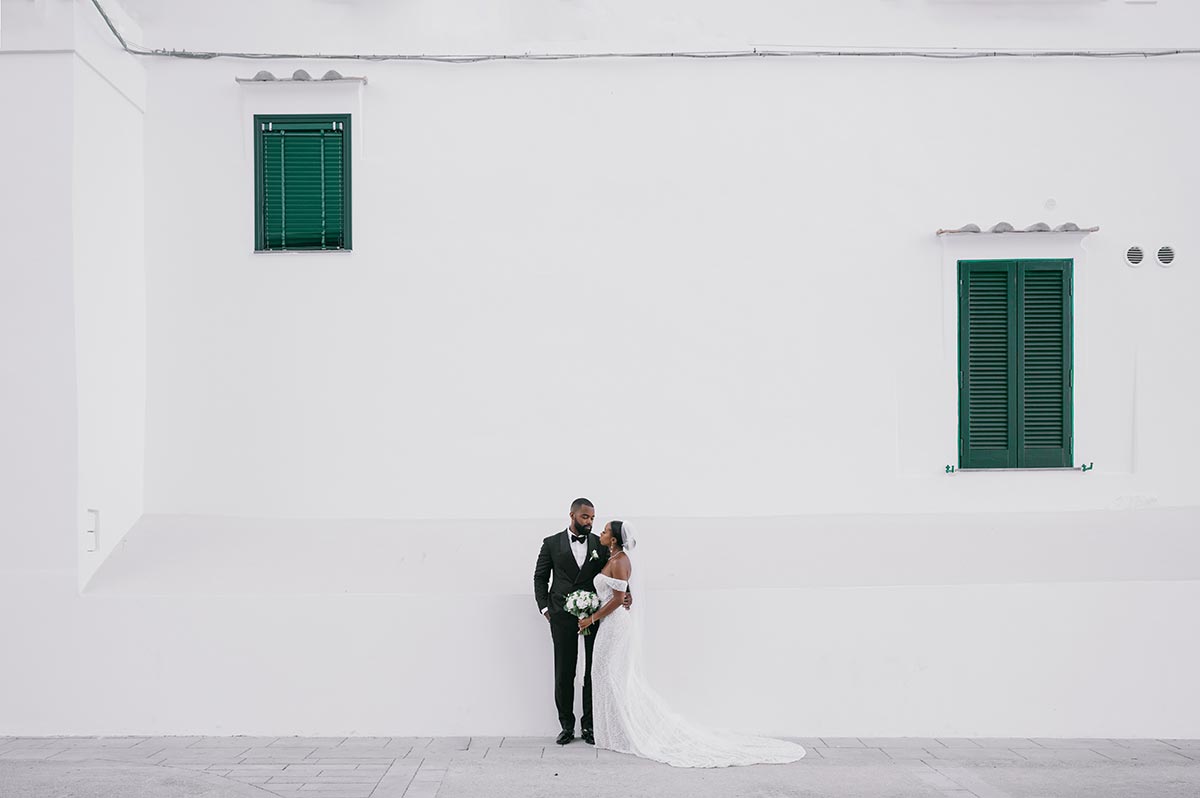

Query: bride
[[578, 520, 806, 768]]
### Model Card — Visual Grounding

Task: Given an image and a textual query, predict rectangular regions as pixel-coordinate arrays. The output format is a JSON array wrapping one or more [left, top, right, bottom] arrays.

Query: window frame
[[253, 113, 353, 253]]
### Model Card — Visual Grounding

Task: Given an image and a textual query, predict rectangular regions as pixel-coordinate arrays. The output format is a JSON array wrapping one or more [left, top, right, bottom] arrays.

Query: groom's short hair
[[570, 498, 594, 512]]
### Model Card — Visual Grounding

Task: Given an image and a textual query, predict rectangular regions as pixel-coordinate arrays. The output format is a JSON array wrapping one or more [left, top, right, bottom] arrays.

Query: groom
[[534, 498, 630, 745]]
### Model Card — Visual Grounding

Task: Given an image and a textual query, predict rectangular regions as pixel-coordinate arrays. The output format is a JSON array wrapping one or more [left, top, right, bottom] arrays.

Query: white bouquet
[[564, 590, 601, 636]]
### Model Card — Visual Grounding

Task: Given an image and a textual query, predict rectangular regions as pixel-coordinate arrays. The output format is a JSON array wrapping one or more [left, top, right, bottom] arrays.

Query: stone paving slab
[[401, 784, 442, 798], [880, 747, 937, 760], [860, 737, 945, 748], [923, 765, 1013, 798], [935, 738, 984, 748], [39, 748, 165, 762], [815, 747, 893, 761], [942, 761, 1200, 798], [485, 746, 546, 759], [1016, 747, 1114, 762], [0, 748, 65, 760], [333, 737, 393, 748], [187, 737, 279, 748], [0, 739, 72, 750], [465, 736, 503, 750], [268, 737, 347, 748], [0, 760, 269, 797], [902, 764, 966, 791], [1028, 737, 1119, 749], [1112, 738, 1189, 749], [128, 737, 211, 749], [241, 746, 320, 758], [497, 736, 548, 747], [821, 736, 867, 747], [439, 755, 943, 798], [1092, 747, 1197, 763], [926, 747, 1029, 761], [966, 738, 1042, 749], [308, 755, 398, 764], [305, 746, 393, 757], [154, 751, 251, 763], [276, 787, 380, 794]]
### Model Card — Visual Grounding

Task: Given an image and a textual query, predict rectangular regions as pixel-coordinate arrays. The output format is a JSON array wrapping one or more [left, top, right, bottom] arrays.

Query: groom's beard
[[571, 522, 591, 536]]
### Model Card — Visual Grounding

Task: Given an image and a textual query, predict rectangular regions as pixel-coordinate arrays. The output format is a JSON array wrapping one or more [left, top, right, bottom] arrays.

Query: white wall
[[145, 51, 1200, 520], [0, 0, 149, 725], [5, 508, 1198, 737], [5, 575, 1197, 738], [2, 0, 1199, 738], [0, 0, 147, 582], [122, 0, 1200, 56], [71, 0, 146, 586], [0, 51, 77, 575]]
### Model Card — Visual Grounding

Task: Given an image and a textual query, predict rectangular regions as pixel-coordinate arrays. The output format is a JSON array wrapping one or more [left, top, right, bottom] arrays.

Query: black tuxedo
[[534, 528, 610, 733]]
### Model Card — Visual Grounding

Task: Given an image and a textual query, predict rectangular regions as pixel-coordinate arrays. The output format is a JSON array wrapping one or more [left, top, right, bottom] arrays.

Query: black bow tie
[[571, 534, 588, 544]]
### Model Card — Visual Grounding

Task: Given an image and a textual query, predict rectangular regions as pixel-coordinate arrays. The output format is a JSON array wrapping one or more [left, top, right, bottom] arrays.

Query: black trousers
[[549, 612, 597, 733]]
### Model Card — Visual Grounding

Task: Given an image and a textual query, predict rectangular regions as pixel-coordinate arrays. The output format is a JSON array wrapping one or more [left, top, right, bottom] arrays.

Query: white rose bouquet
[[564, 589, 601, 636]]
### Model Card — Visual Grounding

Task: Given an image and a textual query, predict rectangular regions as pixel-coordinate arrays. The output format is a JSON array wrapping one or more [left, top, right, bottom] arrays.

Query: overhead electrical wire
[[91, 0, 1200, 64]]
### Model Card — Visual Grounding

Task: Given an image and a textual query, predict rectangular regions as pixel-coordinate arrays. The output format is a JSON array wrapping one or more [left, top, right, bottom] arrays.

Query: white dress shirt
[[569, 529, 588, 568]]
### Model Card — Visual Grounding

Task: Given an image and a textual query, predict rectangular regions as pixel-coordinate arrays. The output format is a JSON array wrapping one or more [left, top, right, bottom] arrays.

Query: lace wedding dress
[[590, 572, 806, 768]]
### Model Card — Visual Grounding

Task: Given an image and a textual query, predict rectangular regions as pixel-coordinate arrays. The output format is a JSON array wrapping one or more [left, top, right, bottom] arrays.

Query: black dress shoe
[[581, 730, 595, 745], [556, 730, 575, 746]]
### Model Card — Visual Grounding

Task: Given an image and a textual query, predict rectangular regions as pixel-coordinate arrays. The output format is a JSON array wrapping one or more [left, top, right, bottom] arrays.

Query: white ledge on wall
[[235, 69, 368, 85], [936, 222, 1099, 236]]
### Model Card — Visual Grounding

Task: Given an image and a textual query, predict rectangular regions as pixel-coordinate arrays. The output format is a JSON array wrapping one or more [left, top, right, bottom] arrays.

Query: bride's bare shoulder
[[611, 556, 632, 581]]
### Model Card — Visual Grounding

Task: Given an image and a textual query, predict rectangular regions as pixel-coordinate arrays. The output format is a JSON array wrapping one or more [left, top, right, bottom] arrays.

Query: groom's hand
[[622, 593, 633, 610], [543, 609, 552, 623]]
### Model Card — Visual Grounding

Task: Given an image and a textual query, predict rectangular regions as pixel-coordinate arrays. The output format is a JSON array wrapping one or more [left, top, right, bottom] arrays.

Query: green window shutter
[[959, 261, 1018, 468], [255, 115, 351, 252], [1017, 260, 1073, 467], [261, 133, 285, 249]]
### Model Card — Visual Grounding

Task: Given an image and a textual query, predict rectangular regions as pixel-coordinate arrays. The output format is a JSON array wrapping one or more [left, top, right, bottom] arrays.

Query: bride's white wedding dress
[[590, 572, 806, 768]]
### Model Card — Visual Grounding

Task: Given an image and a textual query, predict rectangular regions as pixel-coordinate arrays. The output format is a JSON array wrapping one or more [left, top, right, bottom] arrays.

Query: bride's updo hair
[[610, 520, 636, 550]]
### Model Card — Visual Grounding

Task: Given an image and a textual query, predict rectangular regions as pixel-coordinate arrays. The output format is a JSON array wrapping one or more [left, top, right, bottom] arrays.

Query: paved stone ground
[[1, 736, 1198, 798]]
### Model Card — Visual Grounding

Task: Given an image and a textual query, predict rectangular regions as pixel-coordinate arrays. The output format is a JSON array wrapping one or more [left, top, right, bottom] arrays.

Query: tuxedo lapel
[[587, 533, 603, 574]]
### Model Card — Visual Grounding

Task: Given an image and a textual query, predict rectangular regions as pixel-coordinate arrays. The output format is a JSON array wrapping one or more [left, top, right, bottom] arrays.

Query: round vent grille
[[1126, 246, 1144, 266], [1157, 246, 1176, 266]]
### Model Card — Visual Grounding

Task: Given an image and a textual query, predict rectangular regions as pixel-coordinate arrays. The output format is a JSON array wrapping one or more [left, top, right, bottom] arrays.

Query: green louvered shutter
[[261, 133, 285, 249], [1017, 261, 1073, 467], [255, 115, 351, 252], [959, 261, 1018, 468]]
